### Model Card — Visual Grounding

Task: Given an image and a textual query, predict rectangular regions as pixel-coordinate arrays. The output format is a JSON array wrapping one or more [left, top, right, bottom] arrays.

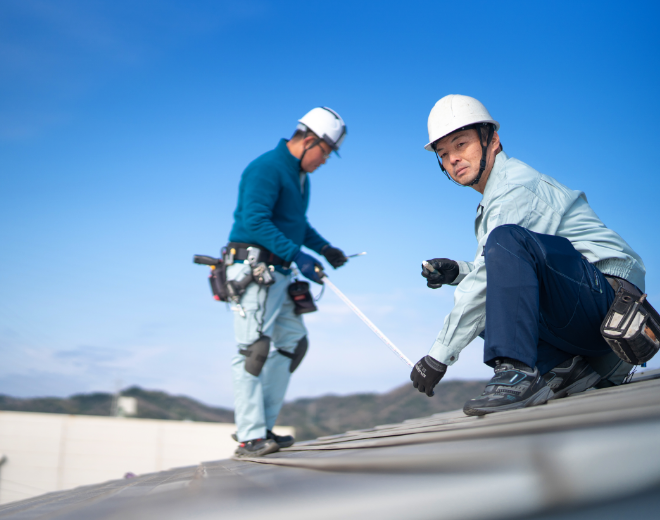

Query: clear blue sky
[[1, 0, 659, 407]]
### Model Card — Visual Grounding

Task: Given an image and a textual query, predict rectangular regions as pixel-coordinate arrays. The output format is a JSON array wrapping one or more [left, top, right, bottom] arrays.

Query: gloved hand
[[294, 250, 324, 285], [411, 356, 447, 397], [421, 258, 459, 289], [321, 245, 348, 269]]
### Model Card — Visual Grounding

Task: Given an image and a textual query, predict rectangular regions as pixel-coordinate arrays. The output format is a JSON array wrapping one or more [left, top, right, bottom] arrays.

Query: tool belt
[[226, 242, 292, 269], [194, 243, 287, 305], [601, 276, 660, 365]]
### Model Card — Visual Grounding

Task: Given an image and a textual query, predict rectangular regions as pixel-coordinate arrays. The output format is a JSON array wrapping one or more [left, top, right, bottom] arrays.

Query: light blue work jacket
[[428, 151, 646, 365]]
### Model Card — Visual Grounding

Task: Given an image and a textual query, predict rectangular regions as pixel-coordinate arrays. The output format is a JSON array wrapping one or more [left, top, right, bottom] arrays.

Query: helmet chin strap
[[467, 123, 495, 187], [298, 137, 322, 173], [434, 123, 495, 187]]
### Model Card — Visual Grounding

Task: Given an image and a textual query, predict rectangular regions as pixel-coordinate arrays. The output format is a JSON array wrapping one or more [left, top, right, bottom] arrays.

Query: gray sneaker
[[233, 438, 279, 458], [464, 359, 554, 416], [544, 355, 601, 399]]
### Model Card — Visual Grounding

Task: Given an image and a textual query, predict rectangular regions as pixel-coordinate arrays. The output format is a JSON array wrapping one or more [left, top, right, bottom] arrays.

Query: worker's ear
[[302, 135, 318, 149], [490, 131, 500, 150]]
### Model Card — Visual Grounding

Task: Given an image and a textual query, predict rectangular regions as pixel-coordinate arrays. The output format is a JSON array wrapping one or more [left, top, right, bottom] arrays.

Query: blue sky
[[1, 0, 659, 407]]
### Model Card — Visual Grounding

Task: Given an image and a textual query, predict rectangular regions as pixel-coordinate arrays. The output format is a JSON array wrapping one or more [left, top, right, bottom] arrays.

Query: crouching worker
[[410, 95, 652, 416], [226, 107, 348, 456]]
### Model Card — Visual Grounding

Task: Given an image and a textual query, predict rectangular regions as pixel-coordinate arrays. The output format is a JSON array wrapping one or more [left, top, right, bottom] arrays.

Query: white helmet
[[298, 107, 347, 155], [424, 95, 499, 151]]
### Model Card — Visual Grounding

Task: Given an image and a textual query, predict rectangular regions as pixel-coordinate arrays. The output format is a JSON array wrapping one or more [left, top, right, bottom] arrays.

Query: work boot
[[463, 358, 554, 416], [233, 438, 279, 458], [267, 429, 295, 448], [544, 355, 601, 399]]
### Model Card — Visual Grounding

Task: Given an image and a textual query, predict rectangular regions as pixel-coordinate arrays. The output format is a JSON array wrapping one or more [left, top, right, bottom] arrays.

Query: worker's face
[[301, 137, 332, 173], [433, 129, 500, 188]]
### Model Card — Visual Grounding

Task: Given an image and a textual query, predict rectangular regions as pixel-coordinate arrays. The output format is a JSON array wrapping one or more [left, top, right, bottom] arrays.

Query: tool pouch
[[243, 246, 274, 287], [208, 256, 228, 302], [601, 278, 660, 365], [288, 280, 317, 315]]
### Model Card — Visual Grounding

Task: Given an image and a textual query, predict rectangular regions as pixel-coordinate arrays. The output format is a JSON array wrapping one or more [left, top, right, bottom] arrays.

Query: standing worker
[[410, 95, 652, 415], [225, 107, 349, 457]]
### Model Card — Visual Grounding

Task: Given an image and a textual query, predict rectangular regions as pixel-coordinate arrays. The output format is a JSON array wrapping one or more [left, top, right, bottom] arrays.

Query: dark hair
[[432, 123, 502, 152], [291, 126, 319, 142], [476, 124, 503, 153]]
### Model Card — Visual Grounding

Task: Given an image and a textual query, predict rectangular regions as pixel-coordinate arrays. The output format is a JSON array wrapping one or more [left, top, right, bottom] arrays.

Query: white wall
[[0, 411, 293, 505]]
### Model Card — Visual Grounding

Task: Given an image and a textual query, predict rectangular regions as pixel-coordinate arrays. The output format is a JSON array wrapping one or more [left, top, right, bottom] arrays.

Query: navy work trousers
[[483, 224, 615, 374]]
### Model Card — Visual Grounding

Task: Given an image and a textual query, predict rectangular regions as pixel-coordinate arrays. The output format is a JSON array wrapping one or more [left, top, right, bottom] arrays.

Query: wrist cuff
[[428, 341, 459, 365], [450, 260, 472, 285], [424, 355, 446, 371]]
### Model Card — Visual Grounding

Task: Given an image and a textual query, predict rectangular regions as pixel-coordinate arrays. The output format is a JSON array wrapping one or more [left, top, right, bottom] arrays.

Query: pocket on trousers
[[581, 258, 603, 293]]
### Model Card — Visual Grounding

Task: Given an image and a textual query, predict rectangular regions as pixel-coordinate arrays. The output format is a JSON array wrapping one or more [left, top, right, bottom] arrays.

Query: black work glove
[[411, 356, 447, 397], [321, 245, 348, 269], [421, 258, 459, 289]]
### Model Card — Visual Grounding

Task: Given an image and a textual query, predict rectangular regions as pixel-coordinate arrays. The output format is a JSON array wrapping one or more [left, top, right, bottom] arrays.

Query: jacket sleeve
[[449, 260, 475, 286], [303, 221, 330, 255], [428, 184, 561, 365], [242, 168, 300, 261]]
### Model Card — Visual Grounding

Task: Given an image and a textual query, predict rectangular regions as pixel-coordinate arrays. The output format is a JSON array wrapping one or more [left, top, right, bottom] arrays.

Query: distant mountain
[[0, 380, 486, 441], [0, 387, 234, 423]]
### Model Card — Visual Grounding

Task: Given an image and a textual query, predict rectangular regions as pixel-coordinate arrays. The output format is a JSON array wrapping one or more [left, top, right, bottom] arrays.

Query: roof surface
[[2, 369, 659, 520]]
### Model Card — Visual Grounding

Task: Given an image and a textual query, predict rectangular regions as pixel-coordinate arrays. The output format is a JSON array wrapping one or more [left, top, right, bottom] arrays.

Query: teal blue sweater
[[228, 139, 329, 261]]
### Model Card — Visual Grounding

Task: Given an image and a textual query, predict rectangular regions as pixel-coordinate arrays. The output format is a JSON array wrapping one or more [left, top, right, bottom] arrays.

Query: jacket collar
[[480, 150, 509, 207], [277, 138, 301, 172]]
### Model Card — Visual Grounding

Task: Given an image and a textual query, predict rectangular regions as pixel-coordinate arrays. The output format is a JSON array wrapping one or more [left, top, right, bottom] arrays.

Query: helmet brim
[[322, 133, 345, 158], [424, 120, 500, 151]]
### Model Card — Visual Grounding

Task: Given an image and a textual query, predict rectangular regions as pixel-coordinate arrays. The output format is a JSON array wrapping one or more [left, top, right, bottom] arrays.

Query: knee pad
[[277, 336, 308, 373], [240, 336, 271, 376]]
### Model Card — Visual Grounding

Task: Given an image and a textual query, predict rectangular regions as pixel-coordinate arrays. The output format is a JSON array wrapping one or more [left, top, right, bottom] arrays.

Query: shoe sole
[[233, 442, 280, 459], [464, 386, 554, 416], [231, 434, 293, 449], [548, 371, 602, 400], [232, 432, 295, 448]]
